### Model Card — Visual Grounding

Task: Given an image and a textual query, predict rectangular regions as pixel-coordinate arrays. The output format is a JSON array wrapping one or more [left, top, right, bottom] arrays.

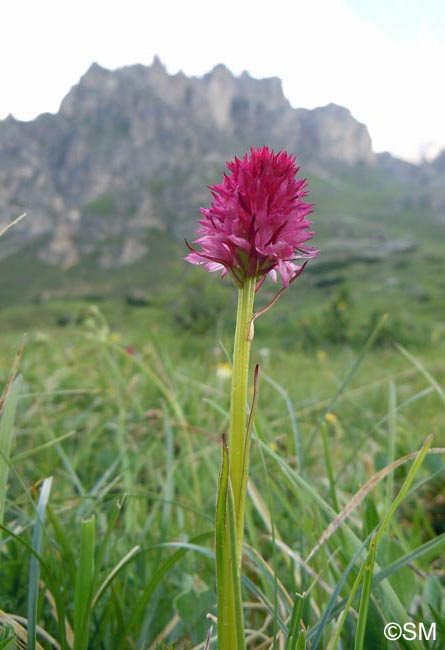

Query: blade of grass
[[92, 545, 140, 607], [27, 477, 53, 650], [162, 408, 175, 533], [12, 431, 76, 463], [285, 592, 306, 650], [296, 629, 306, 650], [385, 381, 396, 513], [395, 343, 445, 404], [0, 376, 22, 546], [73, 516, 96, 650], [354, 535, 377, 650]]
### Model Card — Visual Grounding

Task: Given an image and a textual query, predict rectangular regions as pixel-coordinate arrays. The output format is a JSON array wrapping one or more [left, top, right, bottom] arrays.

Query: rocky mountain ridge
[[0, 57, 442, 269]]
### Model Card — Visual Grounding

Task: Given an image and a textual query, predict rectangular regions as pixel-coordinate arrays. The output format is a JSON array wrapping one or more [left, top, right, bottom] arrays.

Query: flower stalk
[[215, 277, 256, 650], [215, 436, 246, 650], [229, 275, 256, 570]]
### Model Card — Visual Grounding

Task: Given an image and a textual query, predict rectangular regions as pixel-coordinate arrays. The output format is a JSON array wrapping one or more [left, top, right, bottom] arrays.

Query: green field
[[1, 166, 444, 649]]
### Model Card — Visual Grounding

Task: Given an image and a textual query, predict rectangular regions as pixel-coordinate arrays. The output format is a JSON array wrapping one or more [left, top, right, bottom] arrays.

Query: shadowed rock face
[[294, 104, 374, 166], [0, 58, 440, 268]]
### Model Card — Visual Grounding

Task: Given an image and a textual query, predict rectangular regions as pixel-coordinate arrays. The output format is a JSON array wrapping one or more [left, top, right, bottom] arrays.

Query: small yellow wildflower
[[337, 301, 346, 311], [325, 412, 337, 424], [216, 362, 232, 380]]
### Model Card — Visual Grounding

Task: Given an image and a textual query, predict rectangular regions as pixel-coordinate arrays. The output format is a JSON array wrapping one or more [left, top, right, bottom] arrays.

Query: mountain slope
[[1, 58, 375, 269], [0, 57, 443, 318]]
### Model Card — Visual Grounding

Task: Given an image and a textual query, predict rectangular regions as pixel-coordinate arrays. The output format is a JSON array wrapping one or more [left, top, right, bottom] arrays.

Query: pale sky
[[1, 0, 444, 161]]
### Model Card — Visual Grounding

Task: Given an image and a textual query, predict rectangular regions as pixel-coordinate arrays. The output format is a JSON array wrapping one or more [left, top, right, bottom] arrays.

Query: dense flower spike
[[186, 146, 318, 288]]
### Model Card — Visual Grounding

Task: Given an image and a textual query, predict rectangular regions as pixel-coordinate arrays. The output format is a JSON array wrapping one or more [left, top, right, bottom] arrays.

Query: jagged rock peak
[[205, 63, 233, 79], [315, 103, 353, 117], [151, 54, 167, 73], [205, 64, 285, 95], [81, 62, 110, 84]]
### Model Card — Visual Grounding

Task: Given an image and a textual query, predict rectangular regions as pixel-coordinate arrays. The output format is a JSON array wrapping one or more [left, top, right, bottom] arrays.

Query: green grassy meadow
[[1, 168, 445, 649]]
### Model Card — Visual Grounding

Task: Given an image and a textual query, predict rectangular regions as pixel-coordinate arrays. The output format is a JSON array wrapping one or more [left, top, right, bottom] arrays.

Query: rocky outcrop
[[295, 104, 374, 166], [376, 150, 445, 217], [0, 58, 386, 268]]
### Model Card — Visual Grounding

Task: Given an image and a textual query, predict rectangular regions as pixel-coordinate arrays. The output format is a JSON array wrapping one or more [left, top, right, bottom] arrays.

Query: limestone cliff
[[1, 57, 436, 269]]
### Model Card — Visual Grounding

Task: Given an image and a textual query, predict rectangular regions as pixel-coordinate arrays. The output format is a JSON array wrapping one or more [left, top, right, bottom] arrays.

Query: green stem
[[216, 438, 246, 650], [229, 276, 256, 570]]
